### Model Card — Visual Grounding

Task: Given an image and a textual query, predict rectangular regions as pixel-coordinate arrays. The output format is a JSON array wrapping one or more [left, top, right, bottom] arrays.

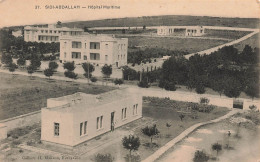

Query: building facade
[[24, 24, 83, 43], [157, 26, 205, 36], [12, 30, 23, 37], [41, 88, 142, 147], [59, 33, 128, 67]]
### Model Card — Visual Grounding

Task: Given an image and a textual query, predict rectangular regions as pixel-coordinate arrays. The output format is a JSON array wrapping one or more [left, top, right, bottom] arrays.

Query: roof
[[45, 88, 138, 113], [24, 24, 83, 32], [60, 33, 127, 42]]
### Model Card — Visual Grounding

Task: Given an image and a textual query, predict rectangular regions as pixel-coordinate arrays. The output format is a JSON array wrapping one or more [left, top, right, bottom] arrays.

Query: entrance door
[[111, 112, 115, 130], [116, 62, 119, 67]]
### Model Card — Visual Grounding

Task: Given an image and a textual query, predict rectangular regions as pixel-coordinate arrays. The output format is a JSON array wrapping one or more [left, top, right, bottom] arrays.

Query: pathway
[[142, 110, 239, 162]]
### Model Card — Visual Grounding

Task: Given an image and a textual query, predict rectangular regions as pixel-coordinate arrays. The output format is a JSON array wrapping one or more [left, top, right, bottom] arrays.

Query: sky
[[0, 0, 259, 27]]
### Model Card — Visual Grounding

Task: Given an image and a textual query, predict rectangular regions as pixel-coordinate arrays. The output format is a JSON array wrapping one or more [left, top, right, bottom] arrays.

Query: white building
[[24, 24, 83, 42], [59, 33, 128, 67], [157, 26, 205, 37], [41, 88, 142, 148]]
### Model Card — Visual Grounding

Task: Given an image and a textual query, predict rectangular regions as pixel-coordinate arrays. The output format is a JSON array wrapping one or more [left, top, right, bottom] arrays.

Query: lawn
[[123, 36, 228, 53], [0, 72, 116, 120], [204, 29, 250, 39]]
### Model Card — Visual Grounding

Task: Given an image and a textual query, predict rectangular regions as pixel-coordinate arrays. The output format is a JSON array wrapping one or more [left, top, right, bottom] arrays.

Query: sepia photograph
[[0, 0, 259, 161]]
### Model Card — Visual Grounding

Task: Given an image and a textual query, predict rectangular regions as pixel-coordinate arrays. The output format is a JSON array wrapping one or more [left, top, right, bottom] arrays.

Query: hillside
[[63, 15, 259, 29]]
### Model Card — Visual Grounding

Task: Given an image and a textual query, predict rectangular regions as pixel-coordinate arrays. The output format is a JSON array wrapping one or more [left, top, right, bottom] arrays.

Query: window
[[64, 52, 66, 58], [133, 105, 135, 115], [80, 122, 83, 136], [45, 30, 48, 33], [72, 52, 81, 59], [105, 44, 108, 49], [105, 55, 108, 61], [136, 104, 138, 114], [96, 116, 103, 129], [84, 55, 87, 60], [54, 123, 59, 136], [41, 30, 44, 33], [54, 31, 57, 33], [72, 41, 82, 48], [85, 43, 87, 49], [122, 108, 127, 119], [50, 30, 52, 33], [84, 121, 87, 134], [90, 42, 100, 49], [90, 53, 100, 60]]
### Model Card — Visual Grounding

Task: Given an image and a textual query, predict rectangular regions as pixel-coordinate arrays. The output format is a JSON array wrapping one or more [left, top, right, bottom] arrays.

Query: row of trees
[[128, 48, 188, 65], [159, 45, 259, 99]]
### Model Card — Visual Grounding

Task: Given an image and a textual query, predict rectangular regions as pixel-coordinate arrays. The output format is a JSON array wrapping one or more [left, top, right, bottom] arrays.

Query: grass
[[204, 29, 250, 39], [0, 72, 116, 120], [122, 36, 228, 53]]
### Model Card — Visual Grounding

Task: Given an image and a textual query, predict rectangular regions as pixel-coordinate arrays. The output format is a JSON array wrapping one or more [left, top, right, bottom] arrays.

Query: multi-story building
[[157, 26, 205, 36], [59, 33, 128, 67], [24, 24, 84, 42], [41, 88, 142, 148]]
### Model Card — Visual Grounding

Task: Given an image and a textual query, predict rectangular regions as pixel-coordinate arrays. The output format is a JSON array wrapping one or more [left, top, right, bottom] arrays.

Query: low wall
[[0, 110, 41, 132], [140, 88, 259, 110]]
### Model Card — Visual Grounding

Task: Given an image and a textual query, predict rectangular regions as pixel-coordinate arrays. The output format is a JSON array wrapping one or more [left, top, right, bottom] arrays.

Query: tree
[[195, 83, 205, 94], [193, 150, 209, 162], [27, 65, 35, 79], [17, 57, 26, 67], [49, 61, 59, 71], [212, 143, 222, 156], [166, 122, 171, 137], [82, 62, 95, 81], [64, 71, 78, 80], [245, 81, 259, 100], [30, 57, 41, 70], [164, 81, 176, 91], [101, 64, 112, 78], [141, 124, 159, 144], [44, 68, 54, 79], [122, 135, 140, 158], [63, 62, 76, 71], [8, 63, 17, 76], [179, 114, 185, 121], [1, 53, 12, 65]]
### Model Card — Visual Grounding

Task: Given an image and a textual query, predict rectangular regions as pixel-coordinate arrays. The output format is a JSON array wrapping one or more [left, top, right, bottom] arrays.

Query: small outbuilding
[[41, 88, 142, 148]]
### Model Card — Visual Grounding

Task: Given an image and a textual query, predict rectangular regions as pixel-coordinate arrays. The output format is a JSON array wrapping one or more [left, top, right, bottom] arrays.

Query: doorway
[[111, 112, 115, 131]]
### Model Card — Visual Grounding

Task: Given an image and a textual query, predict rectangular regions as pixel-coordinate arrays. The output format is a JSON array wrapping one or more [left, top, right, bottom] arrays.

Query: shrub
[[138, 80, 149, 88], [83, 73, 92, 78], [26, 140, 34, 146], [164, 81, 176, 91], [200, 97, 210, 105], [63, 62, 75, 71], [124, 154, 141, 162], [114, 79, 124, 85], [193, 150, 209, 162], [64, 71, 77, 79], [122, 135, 140, 157], [90, 77, 97, 82], [141, 124, 159, 144], [94, 153, 114, 162], [49, 61, 59, 70], [11, 140, 21, 146]]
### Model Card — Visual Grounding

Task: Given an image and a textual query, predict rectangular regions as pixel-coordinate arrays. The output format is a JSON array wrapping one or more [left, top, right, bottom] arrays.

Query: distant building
[[12, 30, 23, 37], [41, 88, 142, 148], [24, 24, 83, 42], [59, 33, 128, 67], [157, 26, 204, 37]]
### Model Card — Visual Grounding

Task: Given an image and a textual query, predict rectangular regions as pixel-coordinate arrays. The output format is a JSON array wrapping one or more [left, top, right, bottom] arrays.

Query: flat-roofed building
[[41, 88, 142, 148], [59, 33, 128, 67], [24, 24, 83, 42], [157, 26, 204, 37]]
